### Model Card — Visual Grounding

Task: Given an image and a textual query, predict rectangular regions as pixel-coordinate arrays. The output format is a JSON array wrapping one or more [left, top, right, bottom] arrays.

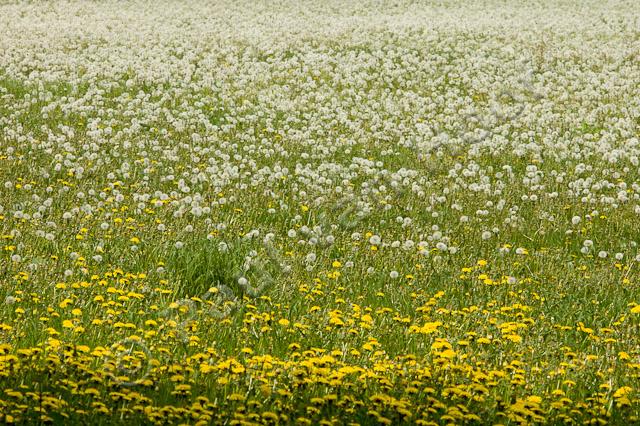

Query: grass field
[[1, 0, 640, 424]]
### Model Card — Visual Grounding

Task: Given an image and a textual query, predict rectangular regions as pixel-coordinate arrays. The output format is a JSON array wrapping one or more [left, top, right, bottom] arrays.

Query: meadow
[[1, 0, 640, 424]]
